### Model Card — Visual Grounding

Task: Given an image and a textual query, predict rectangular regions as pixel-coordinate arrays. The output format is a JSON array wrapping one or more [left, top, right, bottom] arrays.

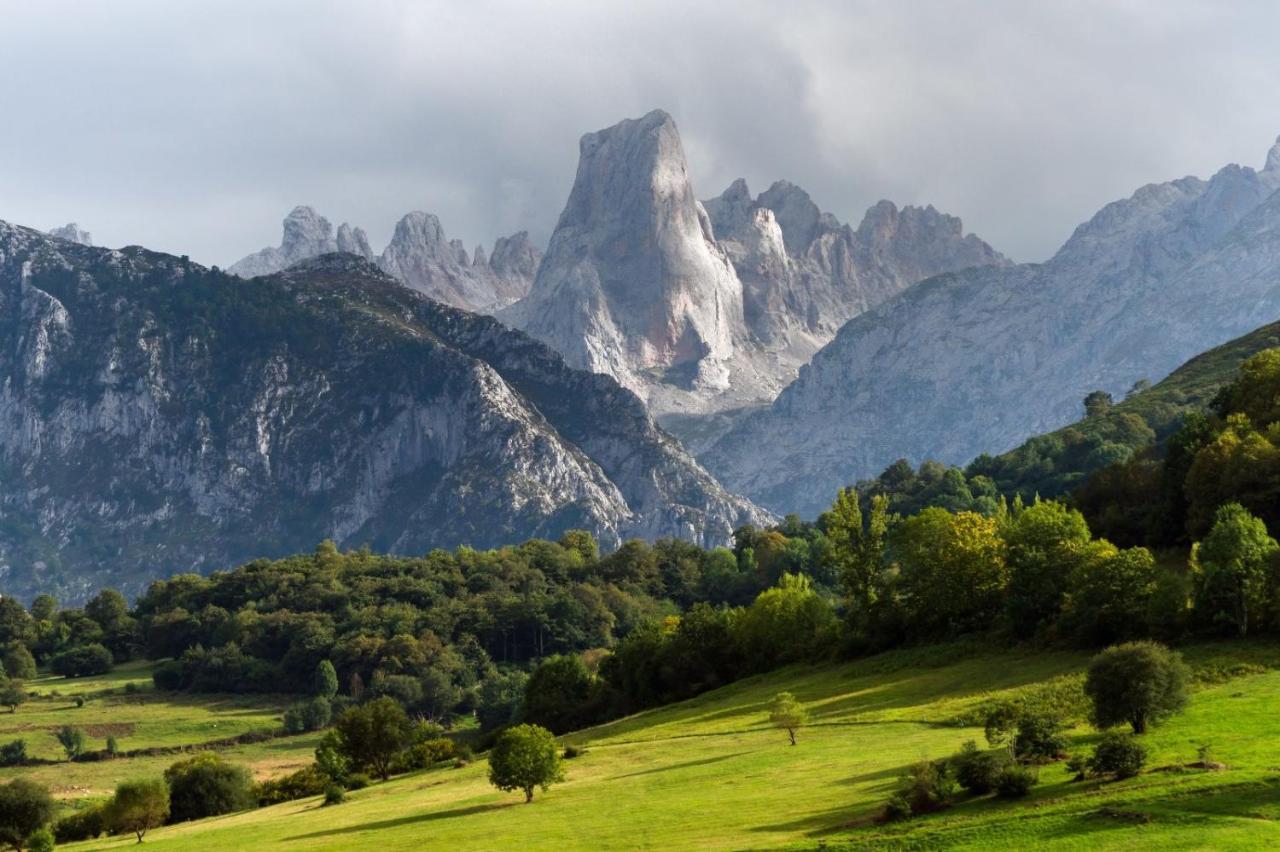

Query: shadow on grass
[[283, 801, 515, 840], [607, 751, 751, 781]]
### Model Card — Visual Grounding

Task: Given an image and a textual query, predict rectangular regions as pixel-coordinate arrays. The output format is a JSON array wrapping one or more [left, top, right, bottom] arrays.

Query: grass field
[[38, 640, 1280, 850], [0, 661, 317, 801]]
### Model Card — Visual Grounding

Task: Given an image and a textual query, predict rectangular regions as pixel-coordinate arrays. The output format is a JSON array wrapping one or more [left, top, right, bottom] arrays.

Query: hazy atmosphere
[[3, 0, 1279, 265]]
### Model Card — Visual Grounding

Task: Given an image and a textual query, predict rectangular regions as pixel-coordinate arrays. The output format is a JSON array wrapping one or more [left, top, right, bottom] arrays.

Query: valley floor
[[33, 641, 1280, 850]]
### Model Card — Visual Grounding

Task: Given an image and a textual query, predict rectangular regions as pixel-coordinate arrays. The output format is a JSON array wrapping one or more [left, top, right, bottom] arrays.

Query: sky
[[1, 0, 1279, 267]]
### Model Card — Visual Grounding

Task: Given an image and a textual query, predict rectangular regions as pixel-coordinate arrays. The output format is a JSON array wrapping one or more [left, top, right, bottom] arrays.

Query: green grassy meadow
[[36, 641, 1280, 850]]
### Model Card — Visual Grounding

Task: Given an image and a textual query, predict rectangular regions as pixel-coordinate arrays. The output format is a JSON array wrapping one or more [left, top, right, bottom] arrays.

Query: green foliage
[[475, 669, 528, 732], [0, 680, 26, 714], [395, 738, 456, 772], [55, 725, 86, 760], [890, 759, 956, 818], [53, 803, 108, 843], [487, 724, 565, 803], [314, 731, 349, 784], [1192, 502, 1279, 636], [767, 692, 808, 745], [891, 509, 1006, 638], [951, 741, 1011, 795], [523, 655, 601, 734], [24, 826, 54, 852], [323, 784, 346, 806], [1, 645, 36, 680], [1002, 500, 1091, 637], [107, 777, 169, 843], [0, 778, 54, 850], [734, 574, 835, 669], [0, 740, 26, 767], [1060, 543, 1160, 645], [313, 660, 339, 700], [282, 696, 332, 734], [331, 696, 415, 781], [1085, 641, 1190, 734], [1088, 732, 1148, 778], [164, 753, 255, 823], [994, 763, 1038, 798], [254, 765, 328, 806], [49, 643, 113, 678]]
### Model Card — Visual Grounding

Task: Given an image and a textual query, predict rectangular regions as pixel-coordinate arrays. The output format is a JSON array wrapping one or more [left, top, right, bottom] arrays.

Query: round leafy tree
[[767, 692, 808, 745], [0, 778, 54, 850], [107, 777, 169, 843], [1084, 641, 1189, 734], [488, 724, 565, 803], [163, 753, 255, 823]]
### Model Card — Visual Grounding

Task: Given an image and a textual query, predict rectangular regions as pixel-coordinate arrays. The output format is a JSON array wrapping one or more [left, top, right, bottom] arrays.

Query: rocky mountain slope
[[706, 137, 1280, 517], [0, 222, 766, 600], [500, 110, 1004, 447], [229, 206, 539, 313], [47, 223, 92, 246]]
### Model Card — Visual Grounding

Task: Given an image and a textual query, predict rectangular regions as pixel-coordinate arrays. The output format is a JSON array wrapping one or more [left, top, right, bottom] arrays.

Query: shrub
[[331, 697, 415, 781], [124, 681, 143, 695], [344, 773, 371, 791], [1013, 710, 1069, 760], [0, 681, 26, 714], [1, 645, 36, 680], [880, 795, 913, 822], [54, 803, 108, 842], [50, 643, 114, 678], [0, 778, 55, 850], [323, 784, 346, 806], [72, 695, 85, 708], [1088, 732, 1147, 779], [1065, 753, 1087, 781], [56, 726, 86, 760], [994, 764, 1038, 798], [488, 724, 566, 803], [255, 765, 328, 806], [282, 696, 332, 734], [105, 735, 119, 757], [896, 760, 955, 816], [562, 744, 587, 759], [164, 753, 255, 823], [25, 825, 55, 852], [951, 741, 1010, 795], [0, 740, 27, 767], [313, 660, 339, 700], [396, 737, 455, 772], [1085, 642, 1189, 734]]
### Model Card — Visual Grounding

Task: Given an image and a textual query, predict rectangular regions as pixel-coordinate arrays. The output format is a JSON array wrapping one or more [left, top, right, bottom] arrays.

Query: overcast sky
[[2, 0, 1279, 267]]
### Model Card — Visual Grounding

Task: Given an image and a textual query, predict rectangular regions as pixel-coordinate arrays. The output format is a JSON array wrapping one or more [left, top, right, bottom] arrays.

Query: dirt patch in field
[[41, 722, 137, 738]]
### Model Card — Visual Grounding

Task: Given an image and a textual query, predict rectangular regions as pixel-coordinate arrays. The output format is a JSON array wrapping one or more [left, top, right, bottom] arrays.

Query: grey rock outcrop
[[705, 136, 1280, 517], [228, 205, 370, 277], [0, 223, 766, 601], [46, 223, 92, 246]]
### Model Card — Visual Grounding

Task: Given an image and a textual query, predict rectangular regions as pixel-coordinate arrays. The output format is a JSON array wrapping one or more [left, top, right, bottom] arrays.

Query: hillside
[[35, 640, 1280, 850], [971, 318, 1280, 499]]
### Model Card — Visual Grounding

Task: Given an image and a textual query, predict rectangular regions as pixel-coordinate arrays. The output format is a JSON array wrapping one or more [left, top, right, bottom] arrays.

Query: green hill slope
[[63, 641, 1280, 850], [971, 319, 1280, 499]]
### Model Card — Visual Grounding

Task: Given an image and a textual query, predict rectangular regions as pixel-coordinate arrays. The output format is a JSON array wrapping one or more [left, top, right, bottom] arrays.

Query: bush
[[164, 753, 256, 823], [1088, 732, 1147, 779], [323, 784, 346, 806], [1013, 711, 1069, 760], [396, 737, 456, 772], [49, 643, 114, 678], [25, 825, 55, 852], [255, 765, 328, 806], [0, 740, 27, 767], [56, 726, 86, 760], [152, 660, 184, 691], [331, 697, 415, 781], [106, 778, 169, 843], [72, 695, 85, 708], [562, 744, 587, 759], [344, 773, 371, 791], [896, 760, 956, 816], [1, 645, 36, 680], [880, 795, 913, 822], [282, 696, 332, 734], [951, 741, 1010, 795], [994, 764, 1038, 798], [1085, 641, 1189, 734], [54, 803, 108, 842], [0, 778, 55, 850]]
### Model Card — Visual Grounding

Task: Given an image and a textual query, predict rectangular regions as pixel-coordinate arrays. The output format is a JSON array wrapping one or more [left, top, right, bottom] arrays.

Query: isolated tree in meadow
[[1084, 641, 1190, 734], [55, 725, 86, 760], [332, 696, 414, 781], [163, 753, 254, 823], [768, 692, 808, 745], [107, 778, 169, 843], [0, 681, 25, 714], [1193, 503, 1278, 637], [488, 724, 565, 803], [1, 646, 35, 681], [313, 659, 339, 699], [0, 778, 54, 850]]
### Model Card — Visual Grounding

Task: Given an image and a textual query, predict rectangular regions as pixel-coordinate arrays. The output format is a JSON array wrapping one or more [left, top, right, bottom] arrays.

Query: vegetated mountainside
[[229, 206, 540, 313], [35, 642, 1280, 850], [501, 110, 1005, 450], [0, 222, 766, 601], [972, 318, 1280, 500], [707, 137, 1280, 517]]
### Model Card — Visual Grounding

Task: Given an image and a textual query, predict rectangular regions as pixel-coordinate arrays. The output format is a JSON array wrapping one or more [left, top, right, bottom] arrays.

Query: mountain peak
[[47, 223, 93, 246], [758, 180, 823, 252], [1266, 135, 1280, 173]]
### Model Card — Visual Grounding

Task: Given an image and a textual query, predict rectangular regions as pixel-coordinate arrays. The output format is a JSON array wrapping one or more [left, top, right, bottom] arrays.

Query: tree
[[28, 596, 56, 624], [891, 509, 1007, 638], [1084, 390, 1113, 418], [0, 647, 35, 681], [313, 659, 339, 699], [825, 488, 889, 628], [1084, 641, 1190, 734], [163, 753, 255, 823], [1061, 544, 1159, 645], [107, 778, 169, 843], [55, 726, 86, 760], [0, 682, 24, 714], [734, 574, 835, 670], [314, 730, 350, 784], [767, 692, 808, 745], [523, 655, 596, 734], [49, 643, 113, 678], [1193, 503, 1278, 637], [0, 779, 53, 851], [331, 696, 414, 781], [1002, 500, 1092, 637], [487, 724, 565, 803]]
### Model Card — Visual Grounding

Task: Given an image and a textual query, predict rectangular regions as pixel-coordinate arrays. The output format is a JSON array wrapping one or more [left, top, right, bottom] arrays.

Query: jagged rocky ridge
[[705, 136, 1280, 517], [229, 205, 540, 313], [500, 110, 1005, 447], [0, 223, 767, 600], [47, 223, 92, 246]]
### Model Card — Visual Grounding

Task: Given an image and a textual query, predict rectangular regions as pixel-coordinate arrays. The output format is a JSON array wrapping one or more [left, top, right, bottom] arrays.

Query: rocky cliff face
[[706, 137, 1280, 517], [230, 207, 539, 313], [501, 111, 1005, 449], [377, 212, 539, 312], [0, 223, 765, 601], [46, 223, 92, 246]]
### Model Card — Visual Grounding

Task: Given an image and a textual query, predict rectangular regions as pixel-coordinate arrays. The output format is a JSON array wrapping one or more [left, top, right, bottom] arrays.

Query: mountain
[[501, 110, 1004, 448], [705, 137, 1280, 517], [228, 205, 373, 277], [46, 223, 92, 246], [229, 206, 539, 313], [378, 212, 540, 312], [0, 221, 766, 601]]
